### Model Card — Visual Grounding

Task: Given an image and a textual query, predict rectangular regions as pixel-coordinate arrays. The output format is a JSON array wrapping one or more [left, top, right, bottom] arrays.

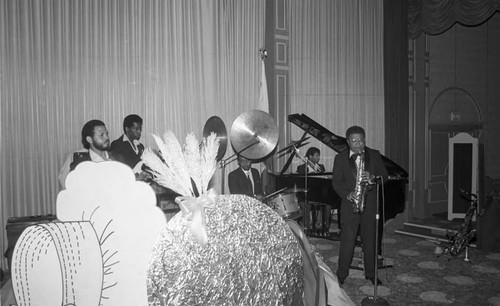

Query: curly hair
[[81, 119, 105, 149], [345, 125, 365, 139]]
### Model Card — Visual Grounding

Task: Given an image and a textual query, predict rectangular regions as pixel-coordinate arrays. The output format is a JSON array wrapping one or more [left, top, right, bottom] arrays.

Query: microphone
[[368, 175, 383, 185]]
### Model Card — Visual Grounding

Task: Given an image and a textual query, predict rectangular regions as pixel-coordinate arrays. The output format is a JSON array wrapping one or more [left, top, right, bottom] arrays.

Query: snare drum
[[268, 193, 302, 219]]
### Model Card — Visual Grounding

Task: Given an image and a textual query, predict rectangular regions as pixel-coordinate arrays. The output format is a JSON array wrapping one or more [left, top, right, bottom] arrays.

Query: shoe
[[377, 258, 384, 267], [338, 278, 345, 286], [365, 277, 382, 285]]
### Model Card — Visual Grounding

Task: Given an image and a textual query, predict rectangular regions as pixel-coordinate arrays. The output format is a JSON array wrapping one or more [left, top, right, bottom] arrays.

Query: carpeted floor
[[309, 224, 500, 305], [2, 218, 500, 306]]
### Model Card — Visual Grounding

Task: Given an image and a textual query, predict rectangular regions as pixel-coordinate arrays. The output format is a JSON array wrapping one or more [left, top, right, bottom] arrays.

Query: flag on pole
[[257, 50, 273, 192], [258, 57, 269, 113]]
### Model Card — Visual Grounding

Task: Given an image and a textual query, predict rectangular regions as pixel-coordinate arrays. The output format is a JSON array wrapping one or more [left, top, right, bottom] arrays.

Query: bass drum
[[268, 193, 302, 219]]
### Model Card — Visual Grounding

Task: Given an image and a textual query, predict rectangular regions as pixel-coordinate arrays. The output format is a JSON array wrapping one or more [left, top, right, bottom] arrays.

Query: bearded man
[[59, 119, 115, 188]]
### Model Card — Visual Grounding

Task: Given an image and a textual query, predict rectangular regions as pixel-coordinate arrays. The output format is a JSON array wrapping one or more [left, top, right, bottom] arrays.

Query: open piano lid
[[288, 113, 408, 179]]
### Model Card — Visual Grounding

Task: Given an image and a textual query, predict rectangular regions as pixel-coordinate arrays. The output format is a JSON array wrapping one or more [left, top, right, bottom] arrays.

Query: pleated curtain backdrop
[[288, 0, 385, 171], [0, 0, 265, 271], [1, 0, 386, 272]]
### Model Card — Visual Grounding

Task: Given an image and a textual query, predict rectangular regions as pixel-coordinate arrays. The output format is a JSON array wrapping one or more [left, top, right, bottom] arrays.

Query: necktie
[[247, 173, 254, 193]]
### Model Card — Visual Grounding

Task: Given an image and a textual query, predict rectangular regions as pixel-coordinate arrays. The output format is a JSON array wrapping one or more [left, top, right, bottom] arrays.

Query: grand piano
[[271, 114, 408, 235]]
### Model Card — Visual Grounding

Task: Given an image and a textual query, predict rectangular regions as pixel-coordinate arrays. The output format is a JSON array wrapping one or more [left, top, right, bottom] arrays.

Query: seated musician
[[295, 147, 328, 235], [297, 147, 326, 174], [59, 119, 116, 189], [228, 155, 264, 201], [110, 114, 152, 182]]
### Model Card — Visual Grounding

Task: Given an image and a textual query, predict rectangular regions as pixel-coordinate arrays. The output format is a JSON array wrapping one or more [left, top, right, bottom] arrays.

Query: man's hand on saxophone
[[347, 170, 376, 203], [347, 191, 356, 202], [361, 171, 371, 182], [364, 171, 380, 186]]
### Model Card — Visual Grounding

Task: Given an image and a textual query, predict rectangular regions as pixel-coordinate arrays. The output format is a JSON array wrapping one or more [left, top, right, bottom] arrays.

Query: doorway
[[427, 87, 483, 217]]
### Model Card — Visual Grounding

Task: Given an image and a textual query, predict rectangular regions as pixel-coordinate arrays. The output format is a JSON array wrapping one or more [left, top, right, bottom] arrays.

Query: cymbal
[[230, 110, 279, 160], [203, 116, 227, 161], [282, 187, 308, 193]]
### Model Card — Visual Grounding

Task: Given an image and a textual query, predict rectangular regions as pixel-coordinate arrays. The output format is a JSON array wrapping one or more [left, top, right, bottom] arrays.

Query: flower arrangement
[[142, 131, 219, 197]]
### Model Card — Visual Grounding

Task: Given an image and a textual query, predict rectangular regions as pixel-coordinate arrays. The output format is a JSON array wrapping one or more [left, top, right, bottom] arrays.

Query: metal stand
[[304, 156, 310, 231], [302, 202, 341, 241], [292, 148, 340, 240], [349, 254, 393, 271], [295, 152, 317, 236], [220, 159, 228, 194], [464, 246, 471, 263], [362, 179, 389, 306], [351, 179, 392, 270]]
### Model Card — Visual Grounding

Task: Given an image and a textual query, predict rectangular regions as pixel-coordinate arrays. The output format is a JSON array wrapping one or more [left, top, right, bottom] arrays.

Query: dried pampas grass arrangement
[[142, 131, 219, 197]]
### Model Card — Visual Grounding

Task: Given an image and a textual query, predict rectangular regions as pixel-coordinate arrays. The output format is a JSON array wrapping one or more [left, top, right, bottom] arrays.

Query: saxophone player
[[332, 125, 388, 287]]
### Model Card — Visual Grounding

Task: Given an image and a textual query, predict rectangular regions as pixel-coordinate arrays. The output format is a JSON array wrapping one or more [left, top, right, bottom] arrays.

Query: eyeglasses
[[348, 138, 364, 144]]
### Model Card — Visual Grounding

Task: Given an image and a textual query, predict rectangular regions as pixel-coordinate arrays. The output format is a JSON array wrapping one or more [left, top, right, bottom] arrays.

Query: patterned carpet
[[2, 217, 500, 305], [309, 226, 500, 305]]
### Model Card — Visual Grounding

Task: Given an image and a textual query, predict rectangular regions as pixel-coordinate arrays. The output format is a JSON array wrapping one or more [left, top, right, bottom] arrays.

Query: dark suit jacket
[[332, 147, 388, 280], [228, 167, 263, 196], [69, 150, 116, 171], [110, 135, 145, 169], [331, 147, 388, 205], [296, 163, 326, 174]]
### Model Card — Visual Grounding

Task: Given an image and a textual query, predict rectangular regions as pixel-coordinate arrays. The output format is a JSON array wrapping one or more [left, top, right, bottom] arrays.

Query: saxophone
[[352, 153, 368, 214], [442, 192, 479, 257]]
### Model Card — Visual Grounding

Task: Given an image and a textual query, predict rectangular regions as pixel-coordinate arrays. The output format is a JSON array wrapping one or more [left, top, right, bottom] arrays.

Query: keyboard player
[[295, 147, 331, 235], [296, 147, 326, 174]]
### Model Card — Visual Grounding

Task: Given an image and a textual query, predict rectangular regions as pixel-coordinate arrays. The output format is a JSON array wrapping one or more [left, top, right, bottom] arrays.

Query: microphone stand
[[304, 156, 309, 232], [362, 176, 389, 306], [293, 146, 311, 233]]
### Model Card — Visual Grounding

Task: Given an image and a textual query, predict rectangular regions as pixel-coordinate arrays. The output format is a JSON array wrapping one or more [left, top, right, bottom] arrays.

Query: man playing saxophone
[[332, 125, 388, 286]]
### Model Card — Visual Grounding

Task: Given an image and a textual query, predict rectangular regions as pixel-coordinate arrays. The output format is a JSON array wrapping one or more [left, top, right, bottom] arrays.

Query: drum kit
[[202, 110, 307, 220], [265, 186, 307, 220]]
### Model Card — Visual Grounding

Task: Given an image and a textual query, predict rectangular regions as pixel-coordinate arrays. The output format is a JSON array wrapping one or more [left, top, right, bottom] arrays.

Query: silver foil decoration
[[147, 194, 304, 305]]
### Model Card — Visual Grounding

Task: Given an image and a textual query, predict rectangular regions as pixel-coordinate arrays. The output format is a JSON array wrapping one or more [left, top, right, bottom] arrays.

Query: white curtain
[[0, 0, 265, 270], [288, 0, 385, 171]]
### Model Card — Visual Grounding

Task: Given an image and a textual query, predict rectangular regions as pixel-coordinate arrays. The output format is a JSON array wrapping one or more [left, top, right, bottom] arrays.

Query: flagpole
[[258, 48, 273, 194], [258, 48, 269, 113]]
